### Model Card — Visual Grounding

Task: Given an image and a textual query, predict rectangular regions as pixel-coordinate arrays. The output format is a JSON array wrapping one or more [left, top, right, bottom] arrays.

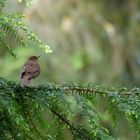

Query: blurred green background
[[0, 0, 140, 139], [1, 0, 140, 87]]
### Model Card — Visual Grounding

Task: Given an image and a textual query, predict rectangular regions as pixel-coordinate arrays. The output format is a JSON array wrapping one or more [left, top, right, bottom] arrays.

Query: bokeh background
[[1, 0, 140, 87], [0, 0, 140, 139]]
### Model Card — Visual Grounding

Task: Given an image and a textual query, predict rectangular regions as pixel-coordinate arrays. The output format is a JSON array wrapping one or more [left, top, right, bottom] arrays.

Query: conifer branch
[[50, 109, 93, 140], [0, 78, 140, 139]]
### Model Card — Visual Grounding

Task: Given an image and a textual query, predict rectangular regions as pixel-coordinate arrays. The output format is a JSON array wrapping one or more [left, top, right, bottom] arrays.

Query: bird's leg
[[34, 78, 36, 87]]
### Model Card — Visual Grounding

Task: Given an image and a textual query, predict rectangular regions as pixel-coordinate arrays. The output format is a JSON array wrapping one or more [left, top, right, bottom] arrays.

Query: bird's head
[[28, 55, 41, 61]]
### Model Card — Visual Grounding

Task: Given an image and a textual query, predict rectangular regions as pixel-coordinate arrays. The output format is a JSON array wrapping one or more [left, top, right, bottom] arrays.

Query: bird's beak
[[37, 55, 41, 58]]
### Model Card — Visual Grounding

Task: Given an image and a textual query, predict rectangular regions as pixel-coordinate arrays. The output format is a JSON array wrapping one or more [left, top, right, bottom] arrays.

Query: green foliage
[[0, 0, 140, 139], [0, 78, 140, 139], [0, 0, 52, 58]]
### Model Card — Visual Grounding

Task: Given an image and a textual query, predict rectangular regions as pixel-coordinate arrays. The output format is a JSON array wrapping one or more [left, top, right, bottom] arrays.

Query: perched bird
[[20, 56, 41, 87]]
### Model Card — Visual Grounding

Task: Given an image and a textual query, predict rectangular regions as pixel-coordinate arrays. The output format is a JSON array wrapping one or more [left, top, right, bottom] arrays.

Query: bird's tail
[[21, 75, 31, 87]]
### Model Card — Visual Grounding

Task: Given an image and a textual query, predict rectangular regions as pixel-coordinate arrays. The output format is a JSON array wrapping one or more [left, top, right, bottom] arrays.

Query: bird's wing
[[20, 68, 26, 79], [20, 62, 40, 79], [25, 63, 40, 73]]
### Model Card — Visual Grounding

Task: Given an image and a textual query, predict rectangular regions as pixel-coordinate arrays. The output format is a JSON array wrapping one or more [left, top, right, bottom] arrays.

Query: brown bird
[[20, 56, 41, 87]]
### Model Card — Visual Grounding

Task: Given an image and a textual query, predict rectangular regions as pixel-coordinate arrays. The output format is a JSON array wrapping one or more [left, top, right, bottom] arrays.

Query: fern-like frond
[[0, 13, 52, 57], [0, 37, 16, 58]]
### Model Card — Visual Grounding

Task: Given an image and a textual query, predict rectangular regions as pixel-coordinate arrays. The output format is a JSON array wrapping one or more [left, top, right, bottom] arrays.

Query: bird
[[20, 55, 41, 87]]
